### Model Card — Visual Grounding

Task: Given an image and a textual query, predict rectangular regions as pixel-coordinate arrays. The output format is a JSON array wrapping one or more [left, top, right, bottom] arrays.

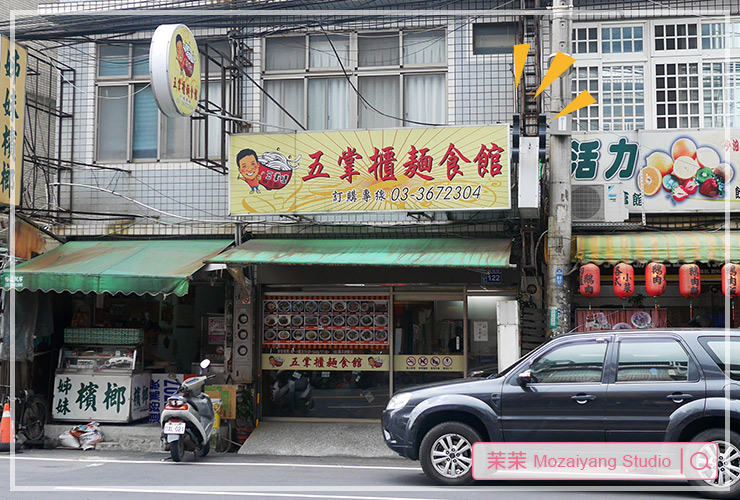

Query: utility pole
[[546, 0, 573, 337]]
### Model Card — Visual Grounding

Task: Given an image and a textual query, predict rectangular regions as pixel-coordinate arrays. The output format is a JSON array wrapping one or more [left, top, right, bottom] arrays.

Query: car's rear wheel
[[419, 422, 480, 486], [689, 428, 740, 499]]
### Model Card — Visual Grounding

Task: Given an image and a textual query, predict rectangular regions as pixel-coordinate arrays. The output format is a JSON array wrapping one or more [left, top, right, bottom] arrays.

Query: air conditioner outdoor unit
[[571, 183, 628, 223]]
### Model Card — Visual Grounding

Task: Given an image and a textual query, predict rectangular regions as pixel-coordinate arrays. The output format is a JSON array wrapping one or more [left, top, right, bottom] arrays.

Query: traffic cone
[[0, 402, 20, 452]]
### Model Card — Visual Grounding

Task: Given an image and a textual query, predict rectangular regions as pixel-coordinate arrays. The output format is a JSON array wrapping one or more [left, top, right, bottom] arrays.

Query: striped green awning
[[208, 238, 513, 268], [1, 240, 233, 296], [574, 231, 740, 264]]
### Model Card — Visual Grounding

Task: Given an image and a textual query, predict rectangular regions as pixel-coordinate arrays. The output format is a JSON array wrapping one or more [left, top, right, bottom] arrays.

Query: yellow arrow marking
[[513, 44, 530, 90], [554, 90, 597, 119], [535, 51, 575, 98]]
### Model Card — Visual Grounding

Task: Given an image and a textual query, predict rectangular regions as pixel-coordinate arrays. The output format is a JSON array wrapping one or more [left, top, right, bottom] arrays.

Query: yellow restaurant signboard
[[262, 354, 390, 372], [230, 125, 510, 215], [0, 36, 27, 206]]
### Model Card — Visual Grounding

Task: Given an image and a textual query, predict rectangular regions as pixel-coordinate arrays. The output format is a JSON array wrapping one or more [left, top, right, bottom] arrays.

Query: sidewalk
[[237, 421, 399, 458], [42, 420, 400, 458]]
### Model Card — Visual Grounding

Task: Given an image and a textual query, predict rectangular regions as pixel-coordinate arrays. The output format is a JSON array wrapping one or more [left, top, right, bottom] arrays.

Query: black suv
[[382, 329, 740, 498]]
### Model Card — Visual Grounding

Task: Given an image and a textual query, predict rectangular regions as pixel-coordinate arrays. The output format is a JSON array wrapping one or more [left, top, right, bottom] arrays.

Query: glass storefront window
[[261, 295, 391, 419], [263, 370, 390, 419], [392, 299, 464, 392]]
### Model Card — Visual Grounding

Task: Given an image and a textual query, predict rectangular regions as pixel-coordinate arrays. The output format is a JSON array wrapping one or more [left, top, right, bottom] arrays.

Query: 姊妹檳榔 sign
[[229, 126, 510, 215], [1, 37, 26, 206], [53, 373, 150, 422]]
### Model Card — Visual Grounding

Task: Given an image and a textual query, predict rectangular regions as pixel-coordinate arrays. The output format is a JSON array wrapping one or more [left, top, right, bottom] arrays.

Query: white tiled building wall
[[51, 13, 518, 237]]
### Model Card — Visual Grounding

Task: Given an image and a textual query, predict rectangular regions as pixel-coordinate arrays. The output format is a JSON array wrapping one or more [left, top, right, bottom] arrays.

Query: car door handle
[[667, 393, 693, 403], [571, 394, 596, 404]]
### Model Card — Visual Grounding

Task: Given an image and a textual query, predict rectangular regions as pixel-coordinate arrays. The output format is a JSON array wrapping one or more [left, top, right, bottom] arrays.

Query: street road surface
[[0, 449, 703, 500]]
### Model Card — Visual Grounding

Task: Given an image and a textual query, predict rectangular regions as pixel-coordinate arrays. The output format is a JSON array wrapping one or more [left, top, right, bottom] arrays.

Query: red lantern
[[613, 262, 635, 299], [579, 263, 601, 298], [679, 264, 701, 299], [723, 263, 740, 297], [645, 262, 667, 297]]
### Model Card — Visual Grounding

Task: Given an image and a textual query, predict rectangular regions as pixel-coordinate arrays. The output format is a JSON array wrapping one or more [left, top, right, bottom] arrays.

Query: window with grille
[[262, 30, 447, 131], [701, 23, 740, 50], [572, 27, 598, 54], [654, 23, 698, 51], [702, 62, 740, 128], [602, 26, 644, 53], [602, 65, 645, 131], [96, 41, 230, 162], [571, 66, 600, 131], [655, 62, 700, 129]]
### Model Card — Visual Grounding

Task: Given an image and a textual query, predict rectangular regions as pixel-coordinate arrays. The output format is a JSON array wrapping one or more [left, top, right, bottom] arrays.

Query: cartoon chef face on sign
[[235, 148, 301, 192], [175, 34, 195, 78], [236, 149, 263, 194]]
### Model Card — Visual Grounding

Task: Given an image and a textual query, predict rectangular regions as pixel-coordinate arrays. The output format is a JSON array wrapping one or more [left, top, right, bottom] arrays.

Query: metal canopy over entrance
[[208, 238, 513, 268], [1, 239, 232, 296]]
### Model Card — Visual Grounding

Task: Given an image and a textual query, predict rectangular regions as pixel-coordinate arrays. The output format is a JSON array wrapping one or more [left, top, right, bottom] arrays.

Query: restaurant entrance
[[392, 293, 465, 392]]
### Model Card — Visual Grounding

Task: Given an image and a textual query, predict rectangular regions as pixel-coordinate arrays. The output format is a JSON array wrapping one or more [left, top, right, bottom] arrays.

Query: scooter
[[160, 359, 215, 462]]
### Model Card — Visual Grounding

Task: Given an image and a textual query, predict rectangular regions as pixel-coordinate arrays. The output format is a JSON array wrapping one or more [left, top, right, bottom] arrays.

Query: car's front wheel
[[419, 422, 480, 486], [689, 428, 740, 499]]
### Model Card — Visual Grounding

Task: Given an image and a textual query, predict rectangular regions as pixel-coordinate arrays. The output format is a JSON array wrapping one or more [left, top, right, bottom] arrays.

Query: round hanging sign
[[149, 24, 201, 117]]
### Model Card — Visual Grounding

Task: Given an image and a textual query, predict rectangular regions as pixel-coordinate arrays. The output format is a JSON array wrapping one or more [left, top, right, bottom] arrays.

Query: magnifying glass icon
[[690, 451, 714, 471]]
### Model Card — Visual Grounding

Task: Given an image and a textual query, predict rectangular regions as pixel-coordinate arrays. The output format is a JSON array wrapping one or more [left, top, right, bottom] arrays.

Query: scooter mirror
[[200, 359, 211, 370]]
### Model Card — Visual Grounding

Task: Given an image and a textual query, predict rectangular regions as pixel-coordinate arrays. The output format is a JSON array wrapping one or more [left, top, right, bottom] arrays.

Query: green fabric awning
[[574, 231, 740, 264], [1, 240, 233, 296], [208, 238, 513, 268]]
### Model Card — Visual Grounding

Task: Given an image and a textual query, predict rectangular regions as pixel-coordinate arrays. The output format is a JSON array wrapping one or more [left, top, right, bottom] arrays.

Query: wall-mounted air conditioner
[[571, 183, 628, 223]]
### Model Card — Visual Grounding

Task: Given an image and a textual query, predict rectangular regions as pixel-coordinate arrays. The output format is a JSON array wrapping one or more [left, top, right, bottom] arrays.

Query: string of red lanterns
[[576, 262, 737, 301]]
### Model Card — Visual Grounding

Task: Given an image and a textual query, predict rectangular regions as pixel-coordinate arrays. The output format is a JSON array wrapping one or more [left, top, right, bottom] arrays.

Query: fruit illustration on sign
[[645, 151, 674, 176], [683, 178, 698, 195], [695, 167, 713, 184], [672, 156, 700, 181], [671, 137, 697, 160], [672, 185, 689, 202], [696, 147, 720, 171], [638, 166, 662, 196], [639, 137, 733, 205], [714, 163, 735, 184], [699, 177, 721, 198], [662, 174, 681, 193]]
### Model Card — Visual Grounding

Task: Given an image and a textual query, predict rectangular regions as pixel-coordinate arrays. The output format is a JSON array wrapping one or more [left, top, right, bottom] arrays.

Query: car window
[[528, 341, 607, 384], [616, 339, 694, 382], [699, 337, 740, 381]]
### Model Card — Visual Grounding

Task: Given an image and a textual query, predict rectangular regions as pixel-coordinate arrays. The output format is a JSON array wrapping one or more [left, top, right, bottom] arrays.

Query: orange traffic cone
[[0, 402, 19, 452]]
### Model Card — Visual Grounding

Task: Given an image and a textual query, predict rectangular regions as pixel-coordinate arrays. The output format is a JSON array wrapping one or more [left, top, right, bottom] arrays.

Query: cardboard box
[[205, 385, 237, 420]]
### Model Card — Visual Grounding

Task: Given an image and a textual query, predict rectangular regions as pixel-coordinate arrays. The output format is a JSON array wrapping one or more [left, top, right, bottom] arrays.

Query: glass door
[[392, 295, 465, 392]]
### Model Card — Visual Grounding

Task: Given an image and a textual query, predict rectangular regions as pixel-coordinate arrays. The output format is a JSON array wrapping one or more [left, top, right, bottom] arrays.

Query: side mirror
[[200, 359, 211, 371], [518, 369, 533, 386]]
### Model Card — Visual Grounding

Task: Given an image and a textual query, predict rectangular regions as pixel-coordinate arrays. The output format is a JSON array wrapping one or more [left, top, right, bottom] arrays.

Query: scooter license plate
[[164, 422, 185, 434]]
